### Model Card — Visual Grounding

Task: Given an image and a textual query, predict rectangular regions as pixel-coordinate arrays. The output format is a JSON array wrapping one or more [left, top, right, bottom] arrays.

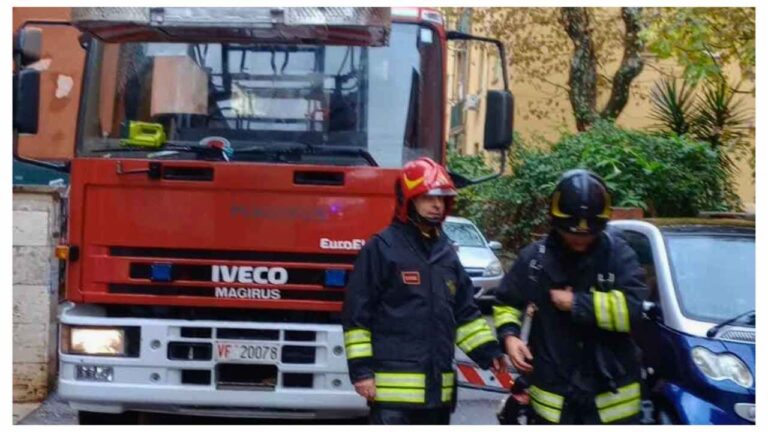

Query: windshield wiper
[[298, 144, 378, 167], [706, 309, 755, 338], [236, 142, 378, 166], [91, 142, 229, 161]]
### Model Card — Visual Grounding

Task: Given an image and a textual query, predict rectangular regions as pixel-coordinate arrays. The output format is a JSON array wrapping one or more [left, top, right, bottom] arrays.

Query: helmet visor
[[425, 187, 458, 197], [552, 216, 607, 235]]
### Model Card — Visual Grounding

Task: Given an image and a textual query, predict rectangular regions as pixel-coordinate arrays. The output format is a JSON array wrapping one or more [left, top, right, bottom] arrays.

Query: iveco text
[[211, 265, 289, 285]]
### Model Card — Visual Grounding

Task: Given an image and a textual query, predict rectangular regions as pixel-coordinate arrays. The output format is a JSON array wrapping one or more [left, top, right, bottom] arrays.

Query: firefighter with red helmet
[[342, 157, 505, 425], [494, 169, 649, 424]]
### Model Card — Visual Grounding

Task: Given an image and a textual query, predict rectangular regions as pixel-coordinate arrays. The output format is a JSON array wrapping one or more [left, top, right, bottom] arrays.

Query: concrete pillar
[[12, 186, 65, 402]]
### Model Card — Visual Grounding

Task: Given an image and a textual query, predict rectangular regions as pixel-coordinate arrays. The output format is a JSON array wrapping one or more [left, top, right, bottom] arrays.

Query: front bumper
[[661, 382, 754, 425], [471, 274, 504, 301], [58, 304, 367, 419]]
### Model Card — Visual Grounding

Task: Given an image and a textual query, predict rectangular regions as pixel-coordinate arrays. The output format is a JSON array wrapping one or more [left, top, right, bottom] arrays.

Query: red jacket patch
[[401, 271, 421, 285]]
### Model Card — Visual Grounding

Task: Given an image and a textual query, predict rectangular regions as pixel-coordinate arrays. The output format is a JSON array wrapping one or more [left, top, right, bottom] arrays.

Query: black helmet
[[549, 169, 612, 235]]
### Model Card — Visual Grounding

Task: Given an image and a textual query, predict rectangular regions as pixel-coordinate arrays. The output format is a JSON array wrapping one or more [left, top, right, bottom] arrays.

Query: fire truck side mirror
[[13, 69, 41, 135], [484, 90, 513, 151], [13, 27, 42, 67]]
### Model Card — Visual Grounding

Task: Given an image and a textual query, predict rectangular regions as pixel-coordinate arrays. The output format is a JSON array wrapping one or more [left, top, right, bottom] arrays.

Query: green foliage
[[641, 8, 755, 86], [448, 122, 739, 251], [649, 77, 753, 178]]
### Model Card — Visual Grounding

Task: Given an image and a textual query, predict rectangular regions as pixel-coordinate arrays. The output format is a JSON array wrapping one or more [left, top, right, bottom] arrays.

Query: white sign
[[320, 238, 366, 250], [216, 342, 280, 363]]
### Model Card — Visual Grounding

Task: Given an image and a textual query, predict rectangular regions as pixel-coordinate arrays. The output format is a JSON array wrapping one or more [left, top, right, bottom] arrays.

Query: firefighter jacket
[[493, 229, 649, 424], [342, 220, 502, 409]]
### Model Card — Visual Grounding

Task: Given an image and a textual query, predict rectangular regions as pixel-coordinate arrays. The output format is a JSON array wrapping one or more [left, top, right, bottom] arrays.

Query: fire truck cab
[[13, 7, 513, 423]]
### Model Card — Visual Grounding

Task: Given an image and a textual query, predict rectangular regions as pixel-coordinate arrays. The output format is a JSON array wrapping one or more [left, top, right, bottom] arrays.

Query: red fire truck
[[14, 7, 513, 423]]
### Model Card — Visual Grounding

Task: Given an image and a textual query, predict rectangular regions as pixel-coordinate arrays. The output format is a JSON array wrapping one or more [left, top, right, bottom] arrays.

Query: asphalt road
[[19, 386, 506, 425]]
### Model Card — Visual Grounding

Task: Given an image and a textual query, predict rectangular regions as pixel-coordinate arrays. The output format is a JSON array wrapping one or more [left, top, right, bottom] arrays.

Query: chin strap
[[407, 202, 442, 228]]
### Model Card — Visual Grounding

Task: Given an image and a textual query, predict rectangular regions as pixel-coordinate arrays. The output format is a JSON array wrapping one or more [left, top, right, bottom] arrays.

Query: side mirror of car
[[642, 301, 662, 322], [488, 241, 503, 252]]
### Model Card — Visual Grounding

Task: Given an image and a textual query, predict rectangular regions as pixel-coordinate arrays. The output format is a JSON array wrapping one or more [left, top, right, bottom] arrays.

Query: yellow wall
[[445, 8, 755, 212]]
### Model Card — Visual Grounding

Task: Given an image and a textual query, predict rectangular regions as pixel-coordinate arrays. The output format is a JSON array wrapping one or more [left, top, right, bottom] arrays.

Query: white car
[[442, 216, 504, 303]]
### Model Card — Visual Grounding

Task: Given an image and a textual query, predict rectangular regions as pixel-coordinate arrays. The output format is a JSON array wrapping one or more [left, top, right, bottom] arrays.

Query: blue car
[[610, 218, 755, 425]]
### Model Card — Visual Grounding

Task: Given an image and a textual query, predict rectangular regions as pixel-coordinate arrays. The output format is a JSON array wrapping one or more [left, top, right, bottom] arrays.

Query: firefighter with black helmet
[[494, 169, 649, 424], [342, 157, 505, 425]]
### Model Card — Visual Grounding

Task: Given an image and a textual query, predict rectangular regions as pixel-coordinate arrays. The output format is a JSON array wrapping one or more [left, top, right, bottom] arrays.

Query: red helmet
[[395, 157, 458, 223]]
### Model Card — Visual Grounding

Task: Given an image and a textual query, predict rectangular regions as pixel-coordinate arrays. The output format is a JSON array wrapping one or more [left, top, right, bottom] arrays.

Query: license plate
[[215, 342, 280, 363]]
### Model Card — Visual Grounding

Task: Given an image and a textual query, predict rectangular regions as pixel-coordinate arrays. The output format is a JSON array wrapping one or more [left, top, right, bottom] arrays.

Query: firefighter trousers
[[369, 405, 451, 425], [532, 395, 641, 425]]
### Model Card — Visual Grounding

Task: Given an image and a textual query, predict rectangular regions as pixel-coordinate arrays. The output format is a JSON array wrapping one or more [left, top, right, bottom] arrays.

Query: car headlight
[[62, 326, 126, 356], [483, 260, 503, 277], [691, 346, 753, 388]]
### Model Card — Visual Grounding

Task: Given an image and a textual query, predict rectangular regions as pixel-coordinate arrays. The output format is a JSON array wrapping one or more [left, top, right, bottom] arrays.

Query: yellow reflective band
[[595, 382, 641, 409], [345, 343, 372, 359], [531, 399, 562, 423], [343, 328, 371, 346], [550, 191, 570, 218], [529, 386, 565, 409], [458, 330, 496, 353], [456, 318, 488, 343], [598, 398, 641, 423], [593, 291, 614, 331], [599, 190, 613, 218], [374, 372, 426, 389], [441, 386, 453, 402], [442, 372, 455, 387], [610, 290, 631, 333], [493, 305, 522, 328], [375, 387, 425, 403]]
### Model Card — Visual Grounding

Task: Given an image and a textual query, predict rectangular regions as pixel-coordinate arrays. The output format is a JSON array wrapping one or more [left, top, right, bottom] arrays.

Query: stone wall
[[12, 186, 65, 402]]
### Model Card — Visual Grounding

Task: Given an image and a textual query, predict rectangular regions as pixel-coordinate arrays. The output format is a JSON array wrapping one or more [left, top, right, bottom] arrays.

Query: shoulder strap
[[596, 230, 616, 291], [527, 236, 548, 285]]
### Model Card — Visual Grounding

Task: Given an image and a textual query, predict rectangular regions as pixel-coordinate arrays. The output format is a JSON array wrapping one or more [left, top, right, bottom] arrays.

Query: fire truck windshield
[[78, 23, 442, 168]]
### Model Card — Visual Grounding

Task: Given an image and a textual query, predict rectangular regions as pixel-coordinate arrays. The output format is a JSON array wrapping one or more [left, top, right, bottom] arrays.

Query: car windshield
[[77, 23, 442, 168], [443, 222, 486, 248], [666, 233, 755, 324]]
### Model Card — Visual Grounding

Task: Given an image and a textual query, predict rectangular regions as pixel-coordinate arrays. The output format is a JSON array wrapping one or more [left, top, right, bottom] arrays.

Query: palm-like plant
[[649, 77, 751, 174], [692, 78, 751, 174], [650, 78, 697, 135]]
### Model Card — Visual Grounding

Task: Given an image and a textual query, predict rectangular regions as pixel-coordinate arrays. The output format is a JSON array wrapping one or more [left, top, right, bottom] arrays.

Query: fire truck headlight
[[62, 326, 127, 356]]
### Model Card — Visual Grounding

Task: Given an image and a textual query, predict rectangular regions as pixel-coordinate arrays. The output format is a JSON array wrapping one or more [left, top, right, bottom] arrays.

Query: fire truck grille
[[111, 247, 357, 264], [128, 263, 329, 286]]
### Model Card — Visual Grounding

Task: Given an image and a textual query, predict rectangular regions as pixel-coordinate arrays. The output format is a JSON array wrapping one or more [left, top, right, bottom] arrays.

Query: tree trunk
[[561, 7, 598, 131], [601, 7, 645, 120], [561, 7, 645, 131]]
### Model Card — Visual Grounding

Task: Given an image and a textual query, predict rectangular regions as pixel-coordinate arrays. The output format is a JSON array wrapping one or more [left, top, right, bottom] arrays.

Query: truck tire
[[77, 411, 139, 425]]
